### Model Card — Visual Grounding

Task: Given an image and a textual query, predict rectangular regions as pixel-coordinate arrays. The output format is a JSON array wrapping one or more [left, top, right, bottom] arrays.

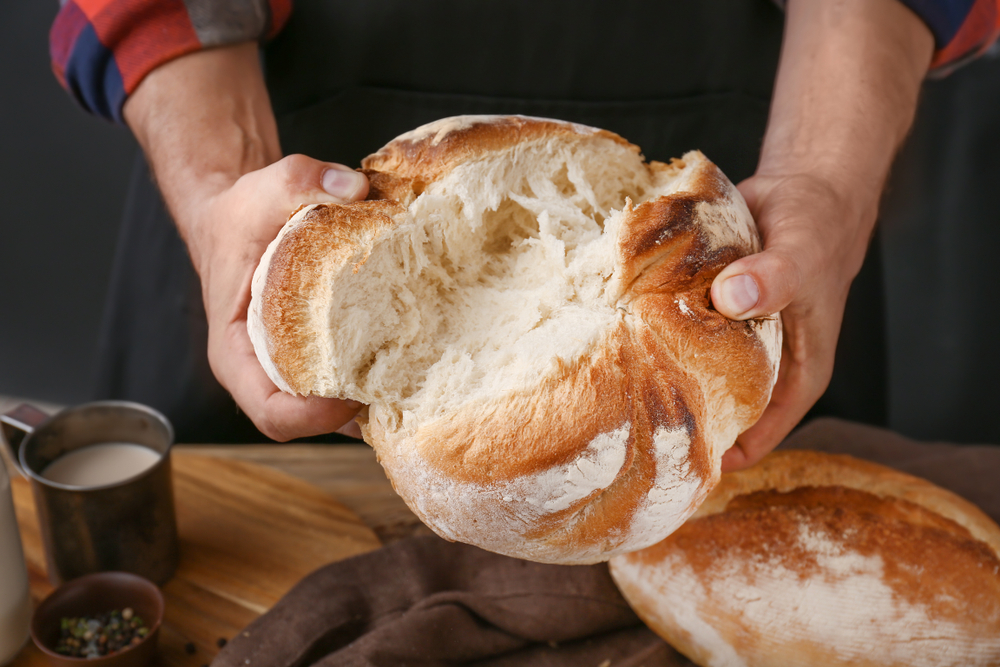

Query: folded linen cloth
[[213, 418, 1000, 667], [212, 532, 683, 667]]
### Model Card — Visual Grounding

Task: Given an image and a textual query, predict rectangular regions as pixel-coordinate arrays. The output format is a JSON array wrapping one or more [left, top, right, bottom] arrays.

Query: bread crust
[[250, 200, 405, 395], [249, 115, 781, 563], [610, 450, 1000, 666], [361, 115, 634, 184]]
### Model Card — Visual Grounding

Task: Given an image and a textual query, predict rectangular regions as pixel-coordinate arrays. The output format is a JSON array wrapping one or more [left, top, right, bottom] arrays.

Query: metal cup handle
[[0, 404, 50, 477]]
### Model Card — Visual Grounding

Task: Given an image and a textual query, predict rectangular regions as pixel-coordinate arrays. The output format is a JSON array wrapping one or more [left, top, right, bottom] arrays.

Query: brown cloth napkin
[[213, 418, 1000, 667]]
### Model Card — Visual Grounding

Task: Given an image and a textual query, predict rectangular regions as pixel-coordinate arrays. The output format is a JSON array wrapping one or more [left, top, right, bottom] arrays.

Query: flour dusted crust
[[609, 450, 1000, 666], [249, 115, 781, 564]]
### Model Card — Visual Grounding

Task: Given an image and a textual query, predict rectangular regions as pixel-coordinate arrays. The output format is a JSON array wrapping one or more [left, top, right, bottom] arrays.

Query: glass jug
[[0, 455, 31, 665]]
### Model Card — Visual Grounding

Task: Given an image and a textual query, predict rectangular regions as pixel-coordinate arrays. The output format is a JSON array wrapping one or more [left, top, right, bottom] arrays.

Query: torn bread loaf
[[249, 115, 781, 564]]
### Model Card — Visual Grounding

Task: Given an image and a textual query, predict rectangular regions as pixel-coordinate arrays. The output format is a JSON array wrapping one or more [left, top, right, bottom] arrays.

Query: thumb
[[710, 176, 806, 320], [710, 249, 802, 321], [250, 154, 369, 222]]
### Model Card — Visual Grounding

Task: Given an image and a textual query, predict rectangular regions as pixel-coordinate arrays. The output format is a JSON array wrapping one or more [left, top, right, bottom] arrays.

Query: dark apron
[[95, 0, 885, 443]]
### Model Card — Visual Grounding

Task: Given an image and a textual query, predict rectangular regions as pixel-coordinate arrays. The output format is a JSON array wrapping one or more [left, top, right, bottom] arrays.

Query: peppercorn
[[54, 610, 148, 658]]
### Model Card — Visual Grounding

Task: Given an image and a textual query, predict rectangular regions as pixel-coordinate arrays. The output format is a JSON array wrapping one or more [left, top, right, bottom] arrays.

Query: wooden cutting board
[[9, 452, 381, 667]]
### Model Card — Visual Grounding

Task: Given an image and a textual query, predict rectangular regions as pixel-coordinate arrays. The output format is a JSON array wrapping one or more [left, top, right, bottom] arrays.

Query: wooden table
[[7, 443, 431, 667], [182, 445, 432, 544]]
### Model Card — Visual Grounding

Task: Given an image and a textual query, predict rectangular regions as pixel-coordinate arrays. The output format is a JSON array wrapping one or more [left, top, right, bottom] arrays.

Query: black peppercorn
[[54, 610, 148, 658]]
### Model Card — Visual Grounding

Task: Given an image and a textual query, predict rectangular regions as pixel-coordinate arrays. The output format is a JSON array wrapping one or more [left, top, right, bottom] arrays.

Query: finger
[[211, 320, 362, 441], [720, 380, 802, 473], [260, 392, 362, 442], [711, 248, 803, 321], [320, 163, 369, 202], [273, 153, 369, 204], [720, 365, 818, 473], [713, 175, 832, 321], [335, 419, 364, 440], [720, 370, 806, 474], [719, 442, 752, 472], [235, 154, 369, 232], [720, 311, 838, 473], [735, 177, 760, 212]]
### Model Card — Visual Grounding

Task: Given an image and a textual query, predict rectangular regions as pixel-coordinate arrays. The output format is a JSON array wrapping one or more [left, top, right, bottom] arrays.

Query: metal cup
[[0, 401, 179, 586]]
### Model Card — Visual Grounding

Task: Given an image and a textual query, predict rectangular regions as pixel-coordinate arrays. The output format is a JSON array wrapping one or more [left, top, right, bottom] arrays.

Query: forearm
[[762, 0, 933, 214], [715, 0, 934, 469], [122, 42, 282, 274]]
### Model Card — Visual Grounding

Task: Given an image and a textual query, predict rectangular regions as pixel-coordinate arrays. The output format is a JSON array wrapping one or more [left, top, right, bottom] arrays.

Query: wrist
[[123, 43, 281, 274], [749, 165, 878, 238]]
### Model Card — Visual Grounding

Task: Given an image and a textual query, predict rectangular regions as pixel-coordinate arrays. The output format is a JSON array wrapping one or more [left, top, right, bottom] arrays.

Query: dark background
[[0, 2, 136, 405], [2, 1, 999, 443]]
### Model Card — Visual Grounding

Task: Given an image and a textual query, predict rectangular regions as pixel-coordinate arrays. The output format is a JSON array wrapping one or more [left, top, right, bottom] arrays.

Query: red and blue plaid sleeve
[[50, 0, 292, 123], [766, 0, 999, 74], [52, 0, 1000, 124], [899, 0, 1000, 73]]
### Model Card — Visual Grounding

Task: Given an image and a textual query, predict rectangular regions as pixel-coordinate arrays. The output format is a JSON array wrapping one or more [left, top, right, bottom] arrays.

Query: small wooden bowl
[[30, 572, 164, 667]]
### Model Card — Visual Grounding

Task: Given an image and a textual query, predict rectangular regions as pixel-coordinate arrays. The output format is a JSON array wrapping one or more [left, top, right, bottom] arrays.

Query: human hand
[[712, 171, 874, 472], [192, 157, 370, 441], [709, 0, 932, 472], [123, 44, 373, 441]]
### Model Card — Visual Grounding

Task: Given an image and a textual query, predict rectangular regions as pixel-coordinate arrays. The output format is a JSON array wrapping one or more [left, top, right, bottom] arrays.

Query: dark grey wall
[[0, 3, 137, 404], [881, 48, 1000, 443]]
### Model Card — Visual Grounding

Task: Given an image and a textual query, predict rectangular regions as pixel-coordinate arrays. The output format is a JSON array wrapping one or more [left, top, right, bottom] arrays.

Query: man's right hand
[[197, 156, 369, 441], [124, 44, 370, 441]]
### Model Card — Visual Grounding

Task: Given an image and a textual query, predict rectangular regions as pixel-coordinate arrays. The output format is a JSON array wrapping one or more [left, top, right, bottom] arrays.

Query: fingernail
[[344, 399, 364, 411], [322, 168, 365, 199], [721, 274, 759, 316]]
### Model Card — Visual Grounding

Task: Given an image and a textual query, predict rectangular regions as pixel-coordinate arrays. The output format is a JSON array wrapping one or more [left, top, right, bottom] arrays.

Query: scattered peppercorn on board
[[10, 452, 381, 667]]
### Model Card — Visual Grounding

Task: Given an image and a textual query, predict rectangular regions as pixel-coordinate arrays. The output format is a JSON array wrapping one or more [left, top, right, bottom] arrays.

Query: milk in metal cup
[[41, 442, 160, 487]]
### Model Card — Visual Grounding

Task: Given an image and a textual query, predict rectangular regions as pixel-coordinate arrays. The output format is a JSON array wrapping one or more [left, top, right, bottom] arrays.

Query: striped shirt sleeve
[[898, 0, 1000, 74], [50, 0, 292, 123], [766, 0, 999, 74], [51, 0, 1000, 123]]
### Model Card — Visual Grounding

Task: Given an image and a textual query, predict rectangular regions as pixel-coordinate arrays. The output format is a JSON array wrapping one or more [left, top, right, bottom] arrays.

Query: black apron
[[95, 0, 885, 443]]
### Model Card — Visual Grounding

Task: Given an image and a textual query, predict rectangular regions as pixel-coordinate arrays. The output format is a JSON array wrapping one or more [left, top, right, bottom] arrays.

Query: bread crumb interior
[[321, 136, 685, 431]]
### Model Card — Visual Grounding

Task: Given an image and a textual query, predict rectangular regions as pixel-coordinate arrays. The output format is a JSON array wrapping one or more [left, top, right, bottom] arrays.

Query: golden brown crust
[[360, 168, 422, 205], [610, 450, 1000, 666], [657, 486, 1000, 611], [371, 322, 717, 562], [694, 449, 1000, 555], [613, 155, 775, 434], [616, 157, 728, 282], [361, 115, 636, 184], [620, 197, 775, 434], [258, 200, 404, 394]]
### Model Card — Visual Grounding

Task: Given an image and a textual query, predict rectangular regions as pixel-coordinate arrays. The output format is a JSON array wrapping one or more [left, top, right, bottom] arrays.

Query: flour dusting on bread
[[610, 451, 1000, 666]]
